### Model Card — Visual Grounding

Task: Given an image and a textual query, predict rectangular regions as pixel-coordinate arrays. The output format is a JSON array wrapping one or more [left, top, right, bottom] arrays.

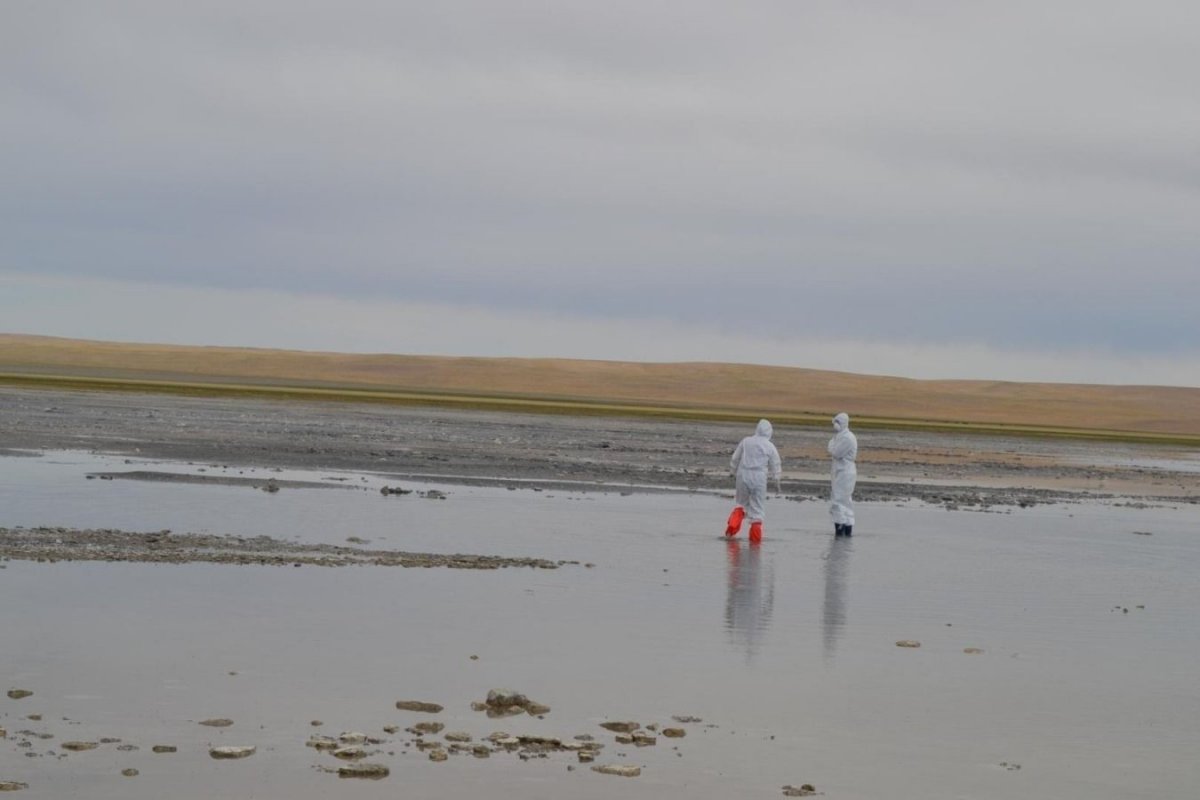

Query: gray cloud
[[3, 1, 1199, 365]]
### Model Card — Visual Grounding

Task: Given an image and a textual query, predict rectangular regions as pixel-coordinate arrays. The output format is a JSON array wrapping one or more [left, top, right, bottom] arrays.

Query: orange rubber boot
[[748, 521, 763, 543], [725, 506, 745, 536]]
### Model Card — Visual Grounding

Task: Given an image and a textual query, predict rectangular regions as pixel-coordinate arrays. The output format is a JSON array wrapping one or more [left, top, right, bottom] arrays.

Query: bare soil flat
[[3, 333, 1200, 439]]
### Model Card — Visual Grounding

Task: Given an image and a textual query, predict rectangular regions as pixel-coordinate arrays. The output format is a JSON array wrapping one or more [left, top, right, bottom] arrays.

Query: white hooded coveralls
[[828, 412, 857, 526], [730, 419, 782, 523]]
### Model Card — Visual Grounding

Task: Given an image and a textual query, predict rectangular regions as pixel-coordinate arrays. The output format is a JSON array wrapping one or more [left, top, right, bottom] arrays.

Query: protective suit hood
[[832, 413, 850, 433], [756, 419, 773, 439]]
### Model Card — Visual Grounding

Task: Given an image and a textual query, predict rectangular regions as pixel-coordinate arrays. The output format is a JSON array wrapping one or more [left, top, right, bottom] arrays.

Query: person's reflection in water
[[821, 535, 853, 660], [724, 539, 775, 663]]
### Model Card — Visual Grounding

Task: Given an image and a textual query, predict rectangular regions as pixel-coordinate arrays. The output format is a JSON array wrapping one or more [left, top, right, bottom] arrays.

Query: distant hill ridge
[[2, 333, 1198, 439]]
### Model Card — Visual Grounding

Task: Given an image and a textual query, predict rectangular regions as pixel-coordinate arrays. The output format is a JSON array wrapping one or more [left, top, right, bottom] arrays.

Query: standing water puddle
[[2, 450, 1199, 799]]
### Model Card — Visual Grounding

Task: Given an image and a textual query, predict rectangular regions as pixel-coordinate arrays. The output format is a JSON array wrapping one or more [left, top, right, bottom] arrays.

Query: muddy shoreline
[[3, 387, 1197, 509]]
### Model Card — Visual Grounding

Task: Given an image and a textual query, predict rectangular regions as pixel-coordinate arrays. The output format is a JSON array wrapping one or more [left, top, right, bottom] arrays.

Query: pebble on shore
[[209, 745, 256, 759]]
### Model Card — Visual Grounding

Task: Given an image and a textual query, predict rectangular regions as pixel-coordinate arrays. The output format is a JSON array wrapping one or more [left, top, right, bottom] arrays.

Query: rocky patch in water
[[0, 526, 572, 570]]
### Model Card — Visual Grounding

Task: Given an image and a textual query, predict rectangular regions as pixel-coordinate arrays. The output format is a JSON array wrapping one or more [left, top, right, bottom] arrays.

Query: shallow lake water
[[2, 450, 1199, 799]]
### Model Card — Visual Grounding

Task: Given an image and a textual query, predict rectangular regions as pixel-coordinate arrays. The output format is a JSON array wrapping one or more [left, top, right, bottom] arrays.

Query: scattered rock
[[6, 690, 32, 700], [486, 689, 528, 708], [379, 486, 412, 496], [407, 722, 444, 735], [152, 745, 177, 753], [209, 745, 256, 759], [600, 721, 640, 733], [428, 749, 448, 762], [632, 731, 657, 747], [444, 731, 472, 743], [895, 640, 921, 648], [382, 725, 399, 734], [782, 784, 818, 796], [671, 715, 702, 723], [1132, 531, 1153, 536], [338, 732, 368, 745], [337, 762, 390, 779], [61, 742, 99, 752], [307, 735, 339, 750], [963, 647, 985, 655], [476, 689, 549, 717], [121, 769, 139, 777], [395, 700, 443, 713], [662, 728, 686, 738], [0, 526, 563, 570], [310, 720, 323, 726], [591, 763, 641, 777], [578, 751, 595, 763], [25, 716, 40, 722], [0, 782, 29, 792], [333, 746, 367, 761], [517, 735, 562, 748], [198, 718, 234, 727], [116, 744, 138, 752]]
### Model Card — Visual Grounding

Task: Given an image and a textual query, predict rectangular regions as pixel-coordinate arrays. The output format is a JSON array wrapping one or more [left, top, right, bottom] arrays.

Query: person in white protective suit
[[725, 419, 782, 543], [828, 412, 858, 536]]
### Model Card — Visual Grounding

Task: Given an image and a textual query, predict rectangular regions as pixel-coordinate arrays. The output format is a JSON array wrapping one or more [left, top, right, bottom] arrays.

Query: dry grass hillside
[[2, 333, 1198, 439]]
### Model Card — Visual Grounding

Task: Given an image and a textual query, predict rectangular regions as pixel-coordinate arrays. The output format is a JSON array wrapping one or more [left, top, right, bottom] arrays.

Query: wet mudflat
[[2, 390, 1200, 799]]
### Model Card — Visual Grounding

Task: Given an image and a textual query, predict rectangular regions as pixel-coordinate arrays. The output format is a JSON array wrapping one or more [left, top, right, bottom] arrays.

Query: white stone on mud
[[591, 764, 641, 777], [209, 746, 256, 759]]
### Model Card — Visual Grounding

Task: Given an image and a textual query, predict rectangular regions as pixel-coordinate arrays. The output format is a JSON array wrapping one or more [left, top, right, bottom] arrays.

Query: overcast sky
[[3, 2, 1199, 386]]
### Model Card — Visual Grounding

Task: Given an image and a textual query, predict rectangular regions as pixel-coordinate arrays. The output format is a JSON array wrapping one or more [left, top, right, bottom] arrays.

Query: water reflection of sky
[[724, 540, 774, 663], [4, 449, 1200, 799], [821, 536, 853, 661]]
